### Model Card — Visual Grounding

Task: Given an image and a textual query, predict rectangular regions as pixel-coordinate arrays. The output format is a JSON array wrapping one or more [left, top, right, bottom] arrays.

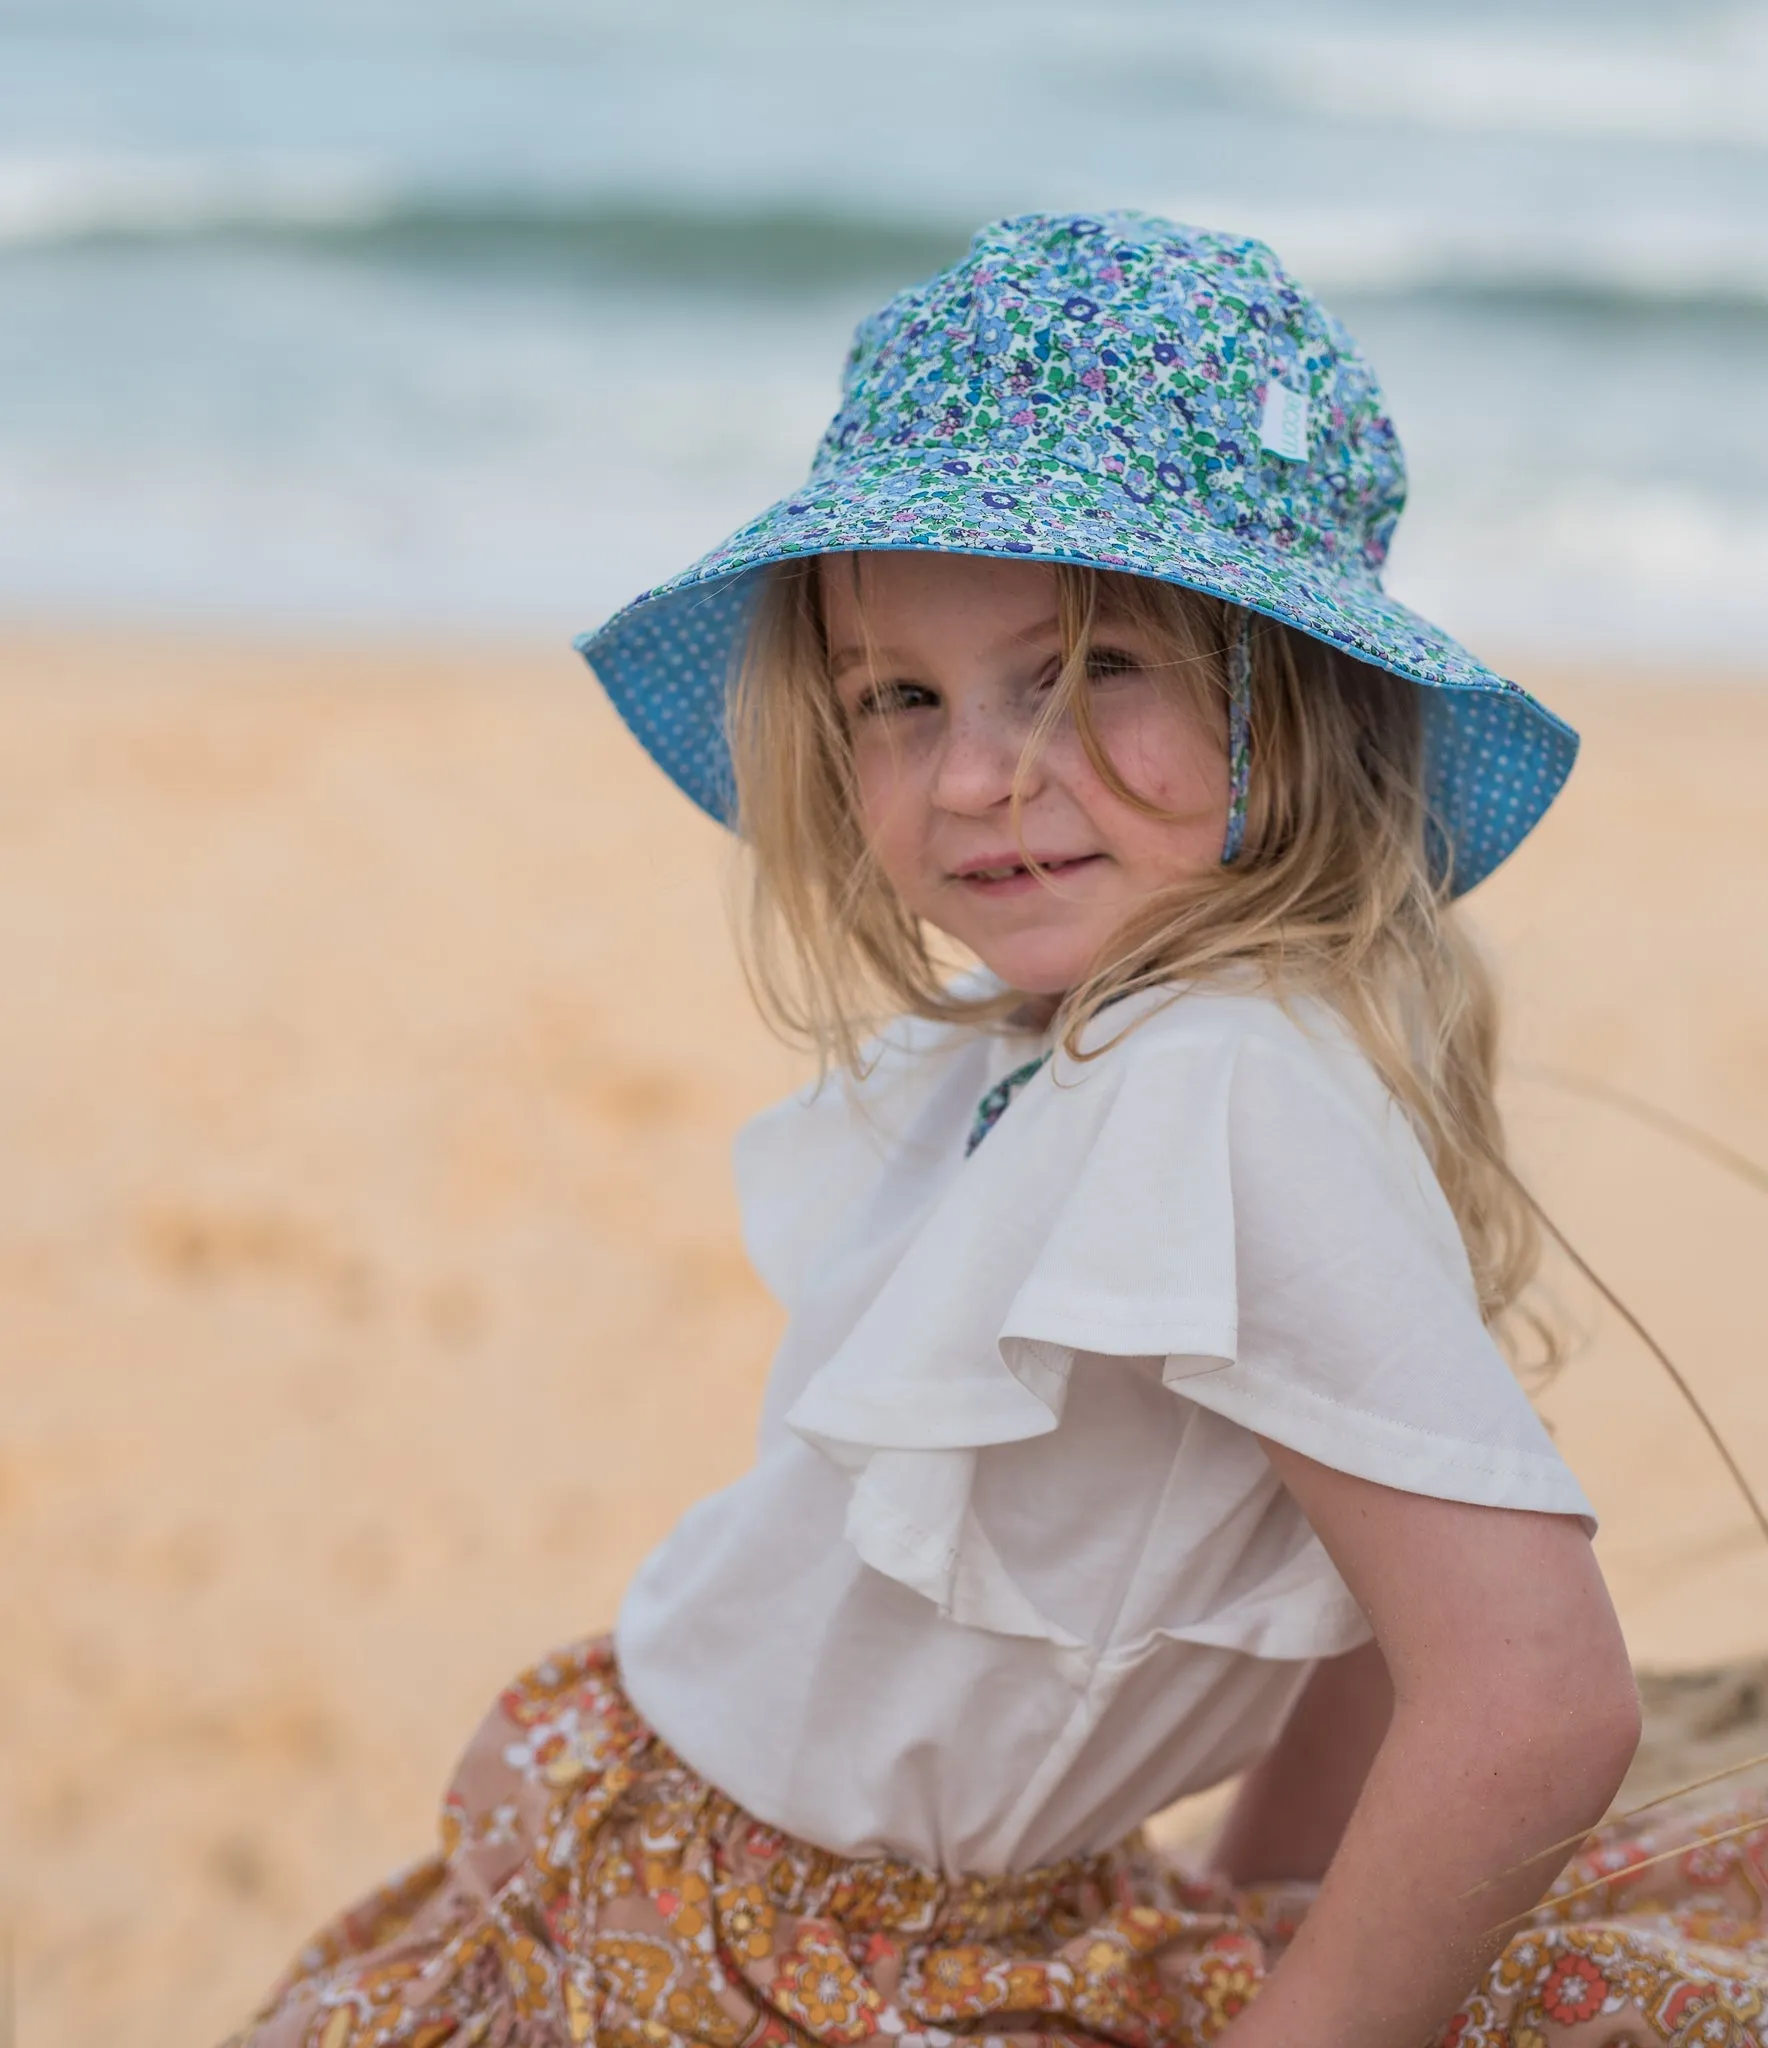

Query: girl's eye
[[850, 680, 938, 719], [1039, 645, 1144, 689], [1084, 645, 1142, 681]]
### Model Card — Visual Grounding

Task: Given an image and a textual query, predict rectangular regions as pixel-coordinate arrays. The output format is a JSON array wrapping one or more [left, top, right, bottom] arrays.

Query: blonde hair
[[730, 553, 1550, 1360]]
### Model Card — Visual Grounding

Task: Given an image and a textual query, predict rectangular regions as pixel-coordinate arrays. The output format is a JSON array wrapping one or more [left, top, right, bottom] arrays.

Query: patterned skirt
[[230, 1637, 1768, 2048]]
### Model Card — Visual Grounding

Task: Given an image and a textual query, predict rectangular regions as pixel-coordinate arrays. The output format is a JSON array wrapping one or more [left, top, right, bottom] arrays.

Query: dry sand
[[1, 629, 1765, 2047]]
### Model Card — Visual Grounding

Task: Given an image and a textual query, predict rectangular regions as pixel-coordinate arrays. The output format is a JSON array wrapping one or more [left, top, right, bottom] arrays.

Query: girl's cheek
[[1104, 699, 1223, 815], [851, 741, 901, 827], [854, 764, 926, 885]]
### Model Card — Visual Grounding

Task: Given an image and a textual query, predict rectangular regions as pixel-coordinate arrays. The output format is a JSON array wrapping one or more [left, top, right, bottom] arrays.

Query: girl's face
[[822, 552, 1229, 997]]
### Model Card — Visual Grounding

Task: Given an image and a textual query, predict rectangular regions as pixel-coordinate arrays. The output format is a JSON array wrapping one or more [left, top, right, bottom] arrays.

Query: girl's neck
[[1007, 993, 1064, 1036]]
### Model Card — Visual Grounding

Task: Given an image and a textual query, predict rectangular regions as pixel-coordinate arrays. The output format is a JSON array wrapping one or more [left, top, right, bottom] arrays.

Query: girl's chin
[[967, 935, 1102, 1000]]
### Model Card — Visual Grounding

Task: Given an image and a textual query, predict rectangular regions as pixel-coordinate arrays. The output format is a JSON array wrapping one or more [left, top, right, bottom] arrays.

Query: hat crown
[[814, 212, 1405, 581]]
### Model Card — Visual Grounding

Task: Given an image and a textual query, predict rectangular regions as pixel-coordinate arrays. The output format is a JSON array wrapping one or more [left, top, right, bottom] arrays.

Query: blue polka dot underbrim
[[575, 212, 1579, 897]]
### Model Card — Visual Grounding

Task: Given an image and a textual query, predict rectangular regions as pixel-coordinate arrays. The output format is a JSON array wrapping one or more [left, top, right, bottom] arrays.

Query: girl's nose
[[931, 699, 1042, 816]]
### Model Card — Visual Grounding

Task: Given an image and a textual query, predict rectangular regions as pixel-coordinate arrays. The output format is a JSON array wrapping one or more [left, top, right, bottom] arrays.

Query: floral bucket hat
[[577, 210, 1576, 895]]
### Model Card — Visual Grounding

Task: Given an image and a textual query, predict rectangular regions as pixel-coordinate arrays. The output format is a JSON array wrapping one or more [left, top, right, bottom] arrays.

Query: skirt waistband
[[509, 1636, 1149, 1943]]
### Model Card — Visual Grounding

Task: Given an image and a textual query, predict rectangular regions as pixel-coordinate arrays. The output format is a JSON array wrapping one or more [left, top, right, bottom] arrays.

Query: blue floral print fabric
[[577, 211, 1579, 895]]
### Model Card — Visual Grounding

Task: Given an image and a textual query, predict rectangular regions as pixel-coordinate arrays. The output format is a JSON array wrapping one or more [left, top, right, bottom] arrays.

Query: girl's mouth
[[953, 854, 1103, 895]]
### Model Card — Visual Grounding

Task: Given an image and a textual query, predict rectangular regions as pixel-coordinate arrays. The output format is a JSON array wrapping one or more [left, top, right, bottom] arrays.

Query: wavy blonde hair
[[729, 553, 1550, 1360]]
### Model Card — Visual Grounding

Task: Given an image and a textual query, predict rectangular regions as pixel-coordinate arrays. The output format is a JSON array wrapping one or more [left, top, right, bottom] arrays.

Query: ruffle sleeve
[[780, 990, 1594, 1652], [1170, 1017, 1593, 1517]]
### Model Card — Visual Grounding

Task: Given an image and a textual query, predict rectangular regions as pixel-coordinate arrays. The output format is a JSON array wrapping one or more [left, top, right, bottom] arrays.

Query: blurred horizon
[[6, 0, 1767, 662]]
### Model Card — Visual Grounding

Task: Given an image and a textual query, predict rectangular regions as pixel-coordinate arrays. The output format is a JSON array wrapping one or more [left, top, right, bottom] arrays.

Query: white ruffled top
[[614, 982, 1594, 1876]]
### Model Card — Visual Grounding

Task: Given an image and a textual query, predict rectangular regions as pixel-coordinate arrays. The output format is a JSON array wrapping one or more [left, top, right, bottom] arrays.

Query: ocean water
[[5, 0, 1767, 661]]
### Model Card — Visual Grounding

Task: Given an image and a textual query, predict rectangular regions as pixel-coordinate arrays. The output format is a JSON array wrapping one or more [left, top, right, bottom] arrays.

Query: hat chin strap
[[1221, 610, 1253, 865]]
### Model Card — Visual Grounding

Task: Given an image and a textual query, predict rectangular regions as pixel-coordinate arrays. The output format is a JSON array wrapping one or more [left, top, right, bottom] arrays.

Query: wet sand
[[1, 630, 1765, 2046]]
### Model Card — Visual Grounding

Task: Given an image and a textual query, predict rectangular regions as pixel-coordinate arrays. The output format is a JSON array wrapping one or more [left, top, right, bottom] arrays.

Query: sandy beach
[[2, 631, 1766, 2048]]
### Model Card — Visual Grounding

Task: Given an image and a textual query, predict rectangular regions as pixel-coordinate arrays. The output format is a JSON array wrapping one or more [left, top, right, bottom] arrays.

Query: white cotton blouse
[[614, 982, 1594, 1878]]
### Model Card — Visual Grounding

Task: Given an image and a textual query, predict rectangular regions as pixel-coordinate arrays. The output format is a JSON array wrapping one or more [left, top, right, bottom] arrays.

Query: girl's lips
[[952, 854, 1105, 897]]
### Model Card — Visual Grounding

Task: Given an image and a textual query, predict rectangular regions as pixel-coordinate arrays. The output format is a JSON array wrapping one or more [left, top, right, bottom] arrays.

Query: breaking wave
[[7, 158, 1768, 317]]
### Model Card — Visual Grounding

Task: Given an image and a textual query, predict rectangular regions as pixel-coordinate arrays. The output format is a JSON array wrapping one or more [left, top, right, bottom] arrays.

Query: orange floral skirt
[[230, 1637, 1768, 2048]]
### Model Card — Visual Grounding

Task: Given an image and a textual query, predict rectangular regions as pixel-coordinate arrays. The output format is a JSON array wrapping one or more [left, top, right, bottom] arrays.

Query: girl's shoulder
[[1046, 982, 1424, 1201], [1072, 979, 1382, 1095], [1055, 982, 1474, 1288]]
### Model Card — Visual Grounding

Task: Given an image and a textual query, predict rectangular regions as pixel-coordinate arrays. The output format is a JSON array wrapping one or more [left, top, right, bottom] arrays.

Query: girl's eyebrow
[[828, 643, 907, 680]]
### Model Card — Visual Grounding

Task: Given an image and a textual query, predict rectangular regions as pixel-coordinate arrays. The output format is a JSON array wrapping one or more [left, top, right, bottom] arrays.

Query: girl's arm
[[1209, 1638, 1393, 1885], [1220, 1443, 1641, 2048]]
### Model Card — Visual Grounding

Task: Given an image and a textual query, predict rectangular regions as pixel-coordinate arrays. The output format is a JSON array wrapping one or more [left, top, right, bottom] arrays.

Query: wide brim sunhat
[[577, 211, 1576, 896]]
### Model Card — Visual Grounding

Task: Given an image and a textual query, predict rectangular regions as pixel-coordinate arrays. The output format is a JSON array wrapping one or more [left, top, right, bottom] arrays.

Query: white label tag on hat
[[1258, 380, 1311, 462]]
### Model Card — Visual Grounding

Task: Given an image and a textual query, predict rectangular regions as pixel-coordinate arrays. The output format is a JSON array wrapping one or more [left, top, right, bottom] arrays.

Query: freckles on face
[[821, 552, 1230, 996]]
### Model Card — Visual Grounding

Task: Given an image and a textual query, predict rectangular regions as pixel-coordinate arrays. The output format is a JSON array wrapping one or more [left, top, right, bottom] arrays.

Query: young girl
[[234, 215, 1768, 2048]]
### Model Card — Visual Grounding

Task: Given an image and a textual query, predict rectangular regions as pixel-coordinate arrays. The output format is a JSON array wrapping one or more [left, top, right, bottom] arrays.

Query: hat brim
[[576, 448, 1576, 897]]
